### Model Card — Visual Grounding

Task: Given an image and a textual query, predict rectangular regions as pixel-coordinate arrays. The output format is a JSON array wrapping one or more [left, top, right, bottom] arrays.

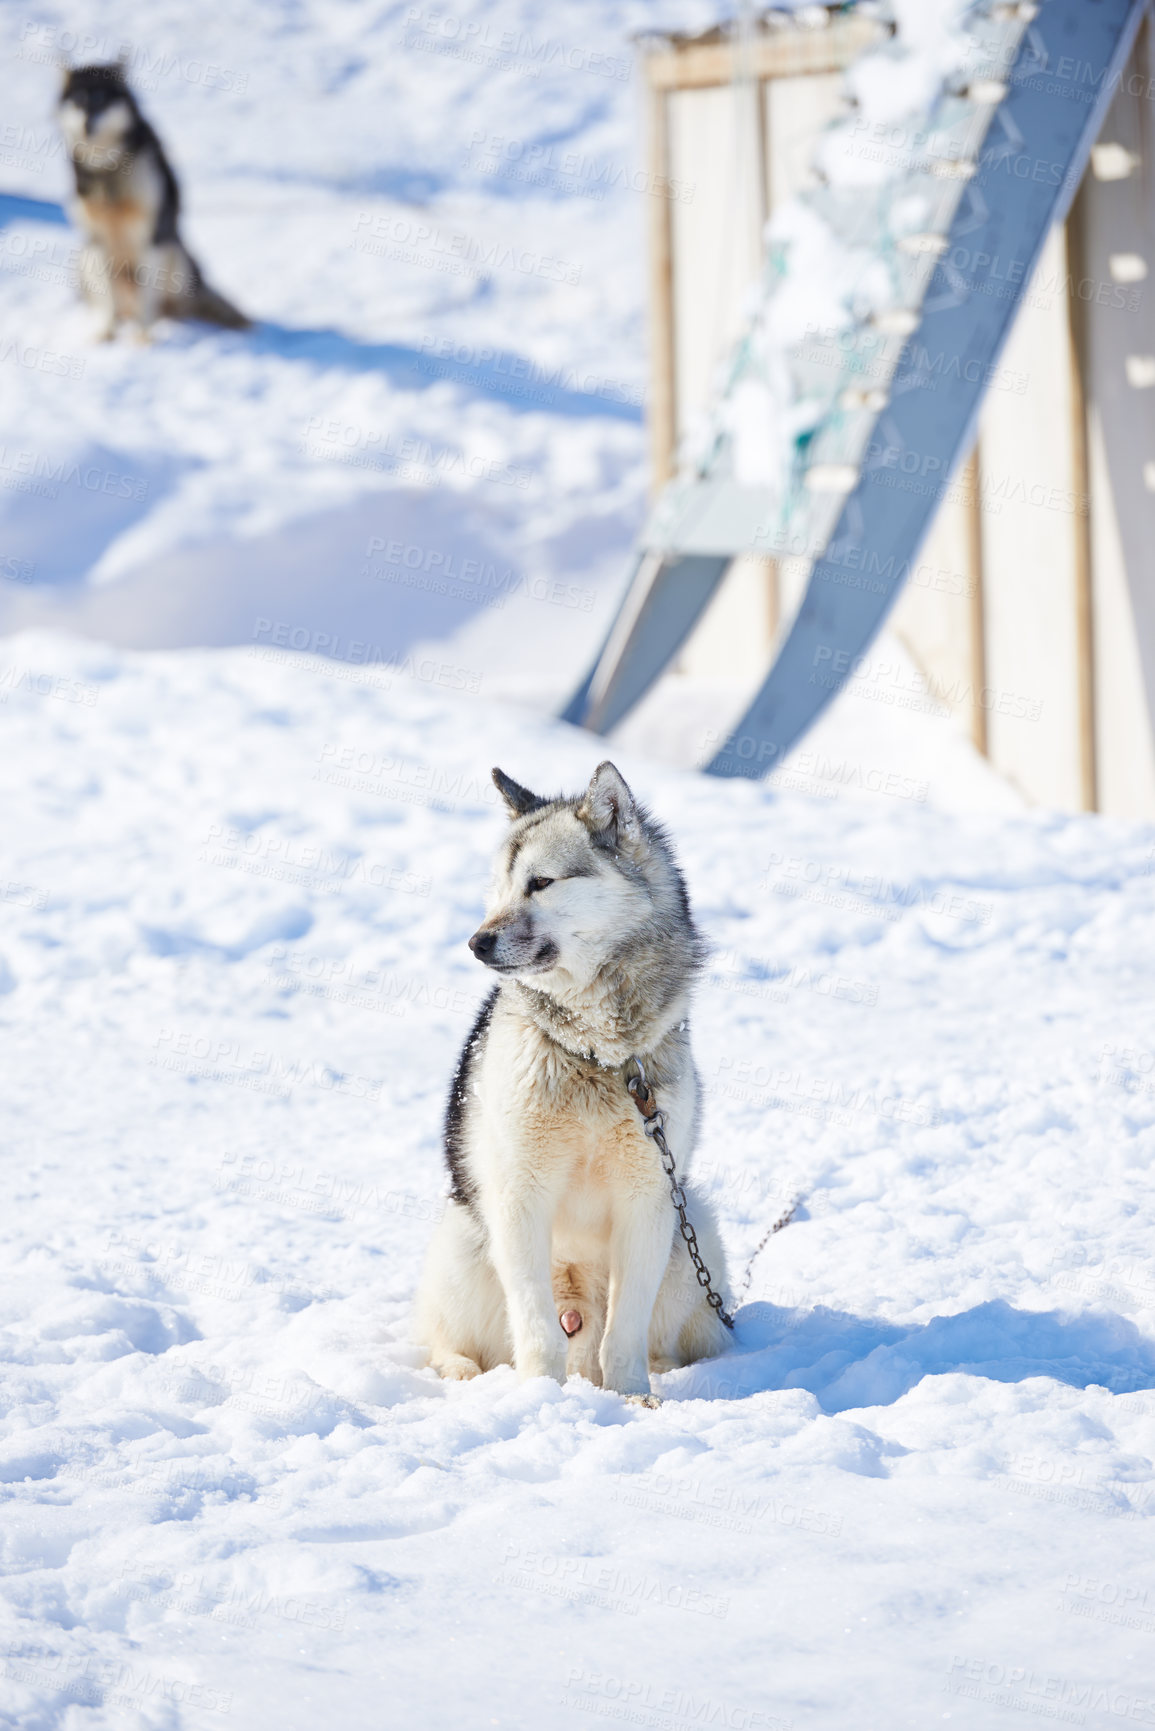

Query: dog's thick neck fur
[[512, 955, 691, 1071], [503, 791, 705, 1072]]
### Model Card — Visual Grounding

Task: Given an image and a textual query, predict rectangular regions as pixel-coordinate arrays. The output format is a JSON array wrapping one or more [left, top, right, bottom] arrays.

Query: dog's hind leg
[[415, 1200, 512, 1379], [135, 243, 179, 337], [428, 1348, 485, 1381], [78, 243, 116, 340], [650, 1187, 733, 1373]]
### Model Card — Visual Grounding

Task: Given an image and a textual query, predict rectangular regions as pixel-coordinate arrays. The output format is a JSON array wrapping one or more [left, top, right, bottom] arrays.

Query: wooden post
[[963, 446, 987, 757], [1065, 188, 1098, 813], [645, 66, 677, 495]]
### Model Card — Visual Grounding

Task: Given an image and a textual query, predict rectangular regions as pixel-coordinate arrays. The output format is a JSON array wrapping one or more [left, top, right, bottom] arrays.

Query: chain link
[[625, 1058, 734, 1330]]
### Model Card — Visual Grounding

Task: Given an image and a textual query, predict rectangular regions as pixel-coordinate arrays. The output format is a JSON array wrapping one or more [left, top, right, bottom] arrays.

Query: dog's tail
[[187, 277, 250, 330], [164, 249, 250, 329]]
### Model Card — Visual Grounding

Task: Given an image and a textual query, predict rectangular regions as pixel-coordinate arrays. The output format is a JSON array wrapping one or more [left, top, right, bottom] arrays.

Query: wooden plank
[[1065, 188, 1098, 812], [642, 16, 883, 92], [964, 448, 987, 758], [647, 81, 677, 494]]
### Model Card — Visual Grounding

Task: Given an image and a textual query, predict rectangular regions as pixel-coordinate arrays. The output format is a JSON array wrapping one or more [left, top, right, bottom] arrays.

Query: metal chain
[[625, 1057, 734, 1330], [738, 1198, 800, 1294]]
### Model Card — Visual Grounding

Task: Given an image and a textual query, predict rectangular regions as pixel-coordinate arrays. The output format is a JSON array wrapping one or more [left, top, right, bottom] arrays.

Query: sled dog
[[57, 63, 249, 339], [416, 761, 732, 1399]]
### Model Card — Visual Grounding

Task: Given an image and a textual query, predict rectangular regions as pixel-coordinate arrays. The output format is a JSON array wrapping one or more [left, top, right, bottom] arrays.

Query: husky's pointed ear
[[578, 761, 640, 850], [492, 766, 545, 819]]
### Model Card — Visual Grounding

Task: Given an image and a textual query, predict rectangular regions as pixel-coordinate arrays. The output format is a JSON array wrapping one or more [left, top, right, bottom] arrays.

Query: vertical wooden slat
[[962, 446, 987, 757], [646, 64, 677, 494], [1064, 191, 1098, 812]]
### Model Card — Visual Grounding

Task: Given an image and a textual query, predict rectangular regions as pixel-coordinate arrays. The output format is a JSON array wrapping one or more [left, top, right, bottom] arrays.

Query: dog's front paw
[[600, 1351, 652, 1399], [624, 1393, 662, 1410], [515, 1341, 567, 1384]]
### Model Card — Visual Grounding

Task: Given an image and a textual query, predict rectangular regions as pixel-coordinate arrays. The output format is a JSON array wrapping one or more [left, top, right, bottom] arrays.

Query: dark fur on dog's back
[[62, 65, 180, 240], [443, 986, 498, 1213]]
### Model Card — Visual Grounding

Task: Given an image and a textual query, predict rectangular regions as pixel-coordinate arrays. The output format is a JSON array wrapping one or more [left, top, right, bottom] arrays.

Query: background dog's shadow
[[658, 1298, 1155, 1411], [0, 199, 641, 428], [247, 321, 643, 424]]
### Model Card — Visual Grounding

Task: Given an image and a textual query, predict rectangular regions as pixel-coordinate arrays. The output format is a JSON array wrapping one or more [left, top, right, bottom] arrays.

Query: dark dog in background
[[58, 63, 248, 339]]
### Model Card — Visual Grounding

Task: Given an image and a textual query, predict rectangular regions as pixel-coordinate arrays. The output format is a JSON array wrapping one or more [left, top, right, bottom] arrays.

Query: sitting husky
[[57, 63, 248, 339], [416, 761, 732, 1400]]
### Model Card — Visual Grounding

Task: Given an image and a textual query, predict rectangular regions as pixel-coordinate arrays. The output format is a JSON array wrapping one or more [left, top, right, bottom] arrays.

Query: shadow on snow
[[663, 1298, 1155, 1412]]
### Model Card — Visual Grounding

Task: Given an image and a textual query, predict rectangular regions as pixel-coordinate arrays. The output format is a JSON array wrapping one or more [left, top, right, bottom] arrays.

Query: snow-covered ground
[[4, 634, 1155, 1731], [0, 0, 680, 702], [4, 0, 1155, 1727]]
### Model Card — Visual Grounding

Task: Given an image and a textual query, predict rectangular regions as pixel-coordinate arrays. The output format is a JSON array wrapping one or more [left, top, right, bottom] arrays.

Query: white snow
[[3, 2, 1155, 1728], [3, 632, 1155, 1730]]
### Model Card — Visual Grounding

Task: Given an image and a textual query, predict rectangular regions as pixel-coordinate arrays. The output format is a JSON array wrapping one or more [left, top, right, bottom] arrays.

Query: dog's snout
[[468, 927, 498, 962]]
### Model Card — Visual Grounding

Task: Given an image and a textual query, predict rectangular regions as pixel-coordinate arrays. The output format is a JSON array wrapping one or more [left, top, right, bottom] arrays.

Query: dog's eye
[[526, 876, 555, 895]]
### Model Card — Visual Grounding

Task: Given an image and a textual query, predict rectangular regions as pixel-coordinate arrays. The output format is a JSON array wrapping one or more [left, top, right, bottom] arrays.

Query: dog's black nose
[[468, 927, 497, 962]]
